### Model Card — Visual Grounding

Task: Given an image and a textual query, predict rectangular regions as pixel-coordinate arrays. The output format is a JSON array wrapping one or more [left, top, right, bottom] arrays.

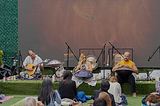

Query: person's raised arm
[[38, 58, 44, 70], [85, 62, 92, 73], [74, 64, 81, 72], [23, 57, 33, 71], [39, 64, 44, 70], [112, 63, 121, 72], [132, 62, 138, 74]]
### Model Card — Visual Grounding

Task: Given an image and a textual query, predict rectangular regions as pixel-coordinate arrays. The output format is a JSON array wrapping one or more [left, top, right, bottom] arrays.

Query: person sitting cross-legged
[[38, 78, 61, 106], [91, 79, 116, 106]]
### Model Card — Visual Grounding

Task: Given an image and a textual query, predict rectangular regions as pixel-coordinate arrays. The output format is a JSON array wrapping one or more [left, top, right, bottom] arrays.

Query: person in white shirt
[[108, 76, 122, 106], [20, 50, 44, 79]]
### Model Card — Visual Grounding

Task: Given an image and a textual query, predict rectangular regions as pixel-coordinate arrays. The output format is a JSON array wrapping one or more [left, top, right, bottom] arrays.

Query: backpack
[[155, 81, 160, 93], [0, 94, 5, 100], [120, 93, 128, 105]]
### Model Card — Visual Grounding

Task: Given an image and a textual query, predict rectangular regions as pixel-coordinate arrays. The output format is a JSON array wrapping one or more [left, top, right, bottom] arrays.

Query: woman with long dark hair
[[59, 70, 77, 99], [38, 78, 61, 106]]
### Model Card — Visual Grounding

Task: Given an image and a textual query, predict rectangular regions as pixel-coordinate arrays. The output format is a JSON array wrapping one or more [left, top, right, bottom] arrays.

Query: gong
[[87, 55, 98, 70]]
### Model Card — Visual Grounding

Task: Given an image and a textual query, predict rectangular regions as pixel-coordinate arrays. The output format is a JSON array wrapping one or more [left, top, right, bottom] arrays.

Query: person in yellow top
[[112, 52, 138, 97]]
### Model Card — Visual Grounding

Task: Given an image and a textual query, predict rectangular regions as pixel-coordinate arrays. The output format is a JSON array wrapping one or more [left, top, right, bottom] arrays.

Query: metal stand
[[65, 42, 79, 69], [144, 45, 160, 81], [148, 45, 160, 62], [17, 50, 23, 75]]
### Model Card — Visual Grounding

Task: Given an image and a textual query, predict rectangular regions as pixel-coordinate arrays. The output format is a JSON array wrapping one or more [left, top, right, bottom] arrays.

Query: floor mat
[[0, 96, 13, 102]]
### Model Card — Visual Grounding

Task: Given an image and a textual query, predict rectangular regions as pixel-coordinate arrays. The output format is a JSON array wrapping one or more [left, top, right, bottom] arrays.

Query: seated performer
[[112, 52, 138, 97], [72, 53, 96, 87], [74, 53, 92, 73], [20, 50, 44, 79]]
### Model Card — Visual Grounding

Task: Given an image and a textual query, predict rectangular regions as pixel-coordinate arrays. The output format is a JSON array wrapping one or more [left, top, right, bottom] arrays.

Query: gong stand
[[65, 42, 79, 69]]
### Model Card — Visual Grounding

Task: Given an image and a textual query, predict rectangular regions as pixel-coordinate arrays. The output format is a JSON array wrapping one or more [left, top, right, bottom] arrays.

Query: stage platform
[[0, 80, 156, 95]]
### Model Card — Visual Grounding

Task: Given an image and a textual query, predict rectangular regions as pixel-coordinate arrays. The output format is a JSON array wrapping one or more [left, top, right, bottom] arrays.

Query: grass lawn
[[0, 95, 145, 106]]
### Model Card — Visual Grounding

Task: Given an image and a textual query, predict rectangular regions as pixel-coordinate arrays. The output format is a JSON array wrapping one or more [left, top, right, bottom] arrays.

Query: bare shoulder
[[86, 61, 91, 65], [132, 62, 136, 66]]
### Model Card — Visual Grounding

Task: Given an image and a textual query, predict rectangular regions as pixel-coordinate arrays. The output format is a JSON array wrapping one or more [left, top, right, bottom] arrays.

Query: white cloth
[[23, 55, 43, 71], [108, 82, 122, 103], [72, 74, 97, 87]]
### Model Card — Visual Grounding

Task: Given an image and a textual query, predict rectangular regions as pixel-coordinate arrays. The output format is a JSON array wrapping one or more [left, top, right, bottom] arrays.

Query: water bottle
[[52, 74, 55, 82]]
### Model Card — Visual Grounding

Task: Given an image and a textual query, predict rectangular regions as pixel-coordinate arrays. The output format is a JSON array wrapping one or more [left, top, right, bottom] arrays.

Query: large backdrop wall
[[17, 0, 160, 68]]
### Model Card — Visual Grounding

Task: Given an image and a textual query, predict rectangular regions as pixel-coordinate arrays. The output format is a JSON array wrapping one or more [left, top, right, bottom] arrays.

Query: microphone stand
[[109, 42, 124, 59], [65, 42, 79, 70], [109, 42, 124, 76], [148, 45, 160, 62], [18, 50, 23, 75], [146, 45, 160, 80], [96, 43, 106, 79]]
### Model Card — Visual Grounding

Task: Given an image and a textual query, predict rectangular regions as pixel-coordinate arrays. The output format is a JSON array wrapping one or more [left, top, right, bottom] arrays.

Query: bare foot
[[133, 92, 136, 97]]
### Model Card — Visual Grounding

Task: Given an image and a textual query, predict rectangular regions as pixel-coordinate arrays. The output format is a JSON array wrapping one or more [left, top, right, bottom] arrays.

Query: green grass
[[0, 95, 145, 106], [0, 80, 156, 95]]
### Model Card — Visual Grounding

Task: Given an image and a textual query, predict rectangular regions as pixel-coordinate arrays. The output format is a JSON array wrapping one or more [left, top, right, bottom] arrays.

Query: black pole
[[94, 43, 106, 79], [65, 42, 79, 69], [148, 45, 160, 61], [109, 42, 124, 58], [67, 45, 69, 70], [18, 50, 23, 75], [102, 45, 105, 79], [96, 43, 106, 63]]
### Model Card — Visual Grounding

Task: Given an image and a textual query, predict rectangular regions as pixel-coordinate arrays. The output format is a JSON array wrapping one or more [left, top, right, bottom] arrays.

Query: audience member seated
[[59, 70, 77, 100], [108, 76, 122, 105], [98, 92, 111, 106], [93, 98, 107, 106], [38, 78, 61, 106], [142, 92, 160, 106], [142, 81, 160, 106], [23, 97, 37, 106], [23, 97, 44, 106], [91, 79, 116, 106]]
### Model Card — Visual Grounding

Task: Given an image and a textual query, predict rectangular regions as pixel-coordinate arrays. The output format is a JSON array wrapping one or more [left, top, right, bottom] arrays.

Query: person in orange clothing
[[112, 52, 138, 97]]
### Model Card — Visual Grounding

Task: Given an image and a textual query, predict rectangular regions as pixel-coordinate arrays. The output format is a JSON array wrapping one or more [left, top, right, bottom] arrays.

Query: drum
[[115, 67, 134, 76], [74, 70, 93, 79]]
